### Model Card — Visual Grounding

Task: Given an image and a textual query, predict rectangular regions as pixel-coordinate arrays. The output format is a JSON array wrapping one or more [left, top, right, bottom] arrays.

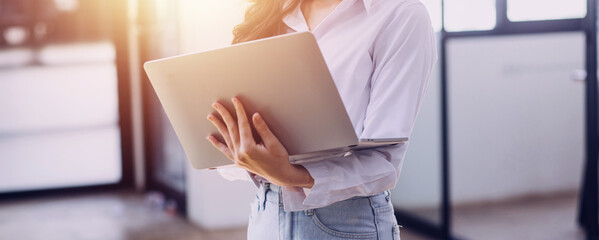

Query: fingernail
[[212, 102, 218, 109], [206, 115, 212, 120], [231, 97, 238, 103]]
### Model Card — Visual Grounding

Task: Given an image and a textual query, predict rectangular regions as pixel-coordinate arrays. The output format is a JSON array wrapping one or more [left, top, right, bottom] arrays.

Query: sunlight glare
[[444, 0, 496, 32]]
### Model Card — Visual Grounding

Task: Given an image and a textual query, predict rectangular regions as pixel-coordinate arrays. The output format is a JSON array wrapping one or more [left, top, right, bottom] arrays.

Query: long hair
[[232, 0, 301, 44]]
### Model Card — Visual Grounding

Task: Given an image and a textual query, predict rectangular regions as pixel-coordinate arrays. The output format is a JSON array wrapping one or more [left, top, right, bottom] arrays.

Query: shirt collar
[[283, 0, 372, 32], [283, 2, 310, 32]]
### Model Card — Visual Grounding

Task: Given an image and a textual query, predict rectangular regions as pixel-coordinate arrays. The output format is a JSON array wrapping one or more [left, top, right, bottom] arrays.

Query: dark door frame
[[394, 0, 599, 239], [136, 0, 187, 216], [580, 0, 599, 239]]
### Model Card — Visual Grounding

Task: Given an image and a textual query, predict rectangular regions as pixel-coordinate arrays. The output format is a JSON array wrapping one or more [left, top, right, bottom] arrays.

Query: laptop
[[144, 32, 407, 169]]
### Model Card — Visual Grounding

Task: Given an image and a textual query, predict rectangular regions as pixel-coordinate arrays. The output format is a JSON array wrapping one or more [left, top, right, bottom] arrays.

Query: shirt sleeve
[[281, 3, 437, 211]]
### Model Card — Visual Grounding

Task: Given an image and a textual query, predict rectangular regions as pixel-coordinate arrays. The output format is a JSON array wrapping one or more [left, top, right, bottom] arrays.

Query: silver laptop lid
[[144, 32, 359, 169]]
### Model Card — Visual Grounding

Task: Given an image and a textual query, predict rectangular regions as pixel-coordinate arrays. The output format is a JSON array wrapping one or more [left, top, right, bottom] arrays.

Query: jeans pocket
[[310, 198, 378, 239]]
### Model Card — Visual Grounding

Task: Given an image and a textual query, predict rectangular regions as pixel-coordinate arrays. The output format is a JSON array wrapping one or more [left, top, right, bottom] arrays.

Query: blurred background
[[0, 0, 598, 239]]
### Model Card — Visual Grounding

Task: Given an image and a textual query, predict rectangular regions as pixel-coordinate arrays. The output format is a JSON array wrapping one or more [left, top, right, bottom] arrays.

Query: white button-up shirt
[[219, 0, 437, 211]]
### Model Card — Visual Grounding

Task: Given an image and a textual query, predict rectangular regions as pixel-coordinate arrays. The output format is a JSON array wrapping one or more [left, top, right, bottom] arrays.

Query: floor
[[0, 190, 586, 240], [402, 192, 586, 239], [0, 190, 246, 240], [451, 192, 586, 240]]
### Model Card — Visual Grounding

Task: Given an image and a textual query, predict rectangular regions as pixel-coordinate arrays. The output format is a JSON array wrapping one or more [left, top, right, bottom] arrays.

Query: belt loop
[[385, 190, 391, 202], [258, 183, 266, 211], [304, 209, 314, 216], [278, 187, 284, 206], [262, 182, 270, 210]]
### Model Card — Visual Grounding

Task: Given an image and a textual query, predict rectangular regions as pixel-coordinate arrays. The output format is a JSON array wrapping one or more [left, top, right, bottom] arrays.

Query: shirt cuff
[[280, 160, 331, 211], [280, 186, 308, 211], [300, 159, 335, 206], [303, 187, 311, 196], [215, 165, 252, 182]]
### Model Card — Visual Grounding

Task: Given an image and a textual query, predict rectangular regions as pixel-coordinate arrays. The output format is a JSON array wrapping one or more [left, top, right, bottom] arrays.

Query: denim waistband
[[259, 181, 389, 200]]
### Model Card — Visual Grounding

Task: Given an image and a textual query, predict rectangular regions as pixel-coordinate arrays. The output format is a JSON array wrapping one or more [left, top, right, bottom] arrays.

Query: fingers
[[207, 113, 234, 154], [232, 97, 254, 146], [212, 102, 240, 147], [252, 112, 282, 149], [206, 135, 234, 160]]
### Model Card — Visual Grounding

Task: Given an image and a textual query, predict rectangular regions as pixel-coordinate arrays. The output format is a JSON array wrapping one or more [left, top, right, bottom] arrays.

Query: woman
[[206, 0, 437, 239]]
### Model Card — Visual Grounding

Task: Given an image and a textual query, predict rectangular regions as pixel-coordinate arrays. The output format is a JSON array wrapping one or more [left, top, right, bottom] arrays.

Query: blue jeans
[[247, 182, 401, 240]]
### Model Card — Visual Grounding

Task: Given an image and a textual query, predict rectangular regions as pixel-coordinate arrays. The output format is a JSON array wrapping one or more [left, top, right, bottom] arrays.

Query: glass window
[[444, 0, 496, 32], [508, 0, 586, 22], [0, 0, 122, 192]]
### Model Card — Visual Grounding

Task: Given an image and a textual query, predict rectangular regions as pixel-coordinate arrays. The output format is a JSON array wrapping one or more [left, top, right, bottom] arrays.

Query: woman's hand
[[206, 97, 314, 188]]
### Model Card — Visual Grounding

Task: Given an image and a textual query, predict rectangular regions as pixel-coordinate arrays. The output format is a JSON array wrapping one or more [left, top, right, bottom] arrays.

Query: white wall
[[177, 0, 256, 230]]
